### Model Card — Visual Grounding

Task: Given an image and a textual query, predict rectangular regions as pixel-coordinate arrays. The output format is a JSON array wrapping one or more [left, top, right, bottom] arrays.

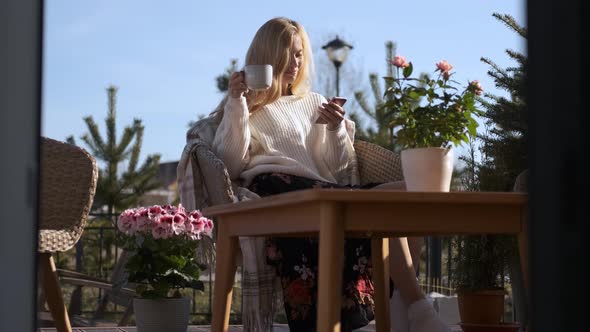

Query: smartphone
[[315, 96, 348, 124], [330, 96, 348, 107]]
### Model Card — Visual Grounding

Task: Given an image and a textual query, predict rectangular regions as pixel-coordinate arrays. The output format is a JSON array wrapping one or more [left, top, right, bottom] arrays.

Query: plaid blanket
[[176, 115, 279, 331]]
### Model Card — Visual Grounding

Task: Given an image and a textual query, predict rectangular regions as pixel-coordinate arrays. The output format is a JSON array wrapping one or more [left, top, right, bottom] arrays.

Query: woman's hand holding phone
[[316, 97, 347, 130]]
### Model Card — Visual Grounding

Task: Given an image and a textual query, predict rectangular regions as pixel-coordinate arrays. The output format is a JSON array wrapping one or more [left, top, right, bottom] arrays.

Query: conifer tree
[[452, 12, 527, 293], [215, 58, 238, 93], [352, 41, 399, 150], [68, 85, 161, 213], [464, 13, 528, 191]]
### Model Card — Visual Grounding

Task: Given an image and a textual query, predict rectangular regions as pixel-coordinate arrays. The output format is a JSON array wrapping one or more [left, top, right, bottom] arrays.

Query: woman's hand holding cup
[[229, 71, 249, 99]]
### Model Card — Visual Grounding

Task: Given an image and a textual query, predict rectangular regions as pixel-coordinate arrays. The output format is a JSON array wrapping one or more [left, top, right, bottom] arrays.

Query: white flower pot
[[401, 147, 454, 192], [134, 297, 190, 332]]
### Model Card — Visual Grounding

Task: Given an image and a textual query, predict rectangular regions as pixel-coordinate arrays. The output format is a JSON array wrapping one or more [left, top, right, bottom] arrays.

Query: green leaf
[[403, 62, 413, 78]]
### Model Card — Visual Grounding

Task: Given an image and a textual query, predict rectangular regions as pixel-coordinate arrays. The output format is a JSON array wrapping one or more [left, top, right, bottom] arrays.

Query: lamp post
[[322, 36, 353, 96]]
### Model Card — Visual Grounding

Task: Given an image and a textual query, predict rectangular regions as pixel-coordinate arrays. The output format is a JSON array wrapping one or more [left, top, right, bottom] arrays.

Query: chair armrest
[[57, 269, 136, 296], [190, 140, 236, 208], [57, 269, 104, 282], [354, 140, 404, 185]]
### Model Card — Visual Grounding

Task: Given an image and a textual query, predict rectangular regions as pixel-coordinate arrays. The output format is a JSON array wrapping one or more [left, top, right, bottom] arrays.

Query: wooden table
[[204, 189, 528, 332]]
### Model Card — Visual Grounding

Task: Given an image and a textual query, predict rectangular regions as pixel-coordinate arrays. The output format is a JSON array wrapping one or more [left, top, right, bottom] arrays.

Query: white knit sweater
[[212, 92, 358, 186]]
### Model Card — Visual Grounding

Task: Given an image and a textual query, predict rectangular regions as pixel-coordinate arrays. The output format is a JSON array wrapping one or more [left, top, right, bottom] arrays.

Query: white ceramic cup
[[244, 64, 273, 91]]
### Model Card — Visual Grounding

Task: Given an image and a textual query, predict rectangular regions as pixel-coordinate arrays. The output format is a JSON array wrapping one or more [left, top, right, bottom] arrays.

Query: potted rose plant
[[117, 204, 214, 332], [382, 55, 484, 191]]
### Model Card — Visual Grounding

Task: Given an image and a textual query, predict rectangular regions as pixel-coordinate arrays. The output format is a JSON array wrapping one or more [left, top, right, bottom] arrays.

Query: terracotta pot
[[401, 147, 454, 192], [457, 289, 505, 324]]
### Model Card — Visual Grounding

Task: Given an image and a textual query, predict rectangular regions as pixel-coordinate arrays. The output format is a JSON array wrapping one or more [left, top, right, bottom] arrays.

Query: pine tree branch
[[127, 120, 144, 174], [492, 13, 527, 39], [81, 116, 105, 159]]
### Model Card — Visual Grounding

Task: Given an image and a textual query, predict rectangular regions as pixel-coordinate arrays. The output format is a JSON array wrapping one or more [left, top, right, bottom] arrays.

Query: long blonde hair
[[212, 17, 313, 121]]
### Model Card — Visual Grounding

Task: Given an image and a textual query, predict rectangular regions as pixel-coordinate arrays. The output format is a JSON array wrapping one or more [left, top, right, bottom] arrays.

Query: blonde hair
[[245, 17, 313, 112], [212, 17, 313, 121]]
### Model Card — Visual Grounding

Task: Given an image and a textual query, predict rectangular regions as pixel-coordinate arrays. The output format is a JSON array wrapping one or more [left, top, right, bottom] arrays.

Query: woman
[[212, 17, 450, 332]]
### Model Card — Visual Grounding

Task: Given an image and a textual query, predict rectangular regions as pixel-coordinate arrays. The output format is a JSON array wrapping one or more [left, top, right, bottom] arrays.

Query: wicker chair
[[184, 136, 403, 326], [37, 137, 98, 332], [188, 138, 403, 233]]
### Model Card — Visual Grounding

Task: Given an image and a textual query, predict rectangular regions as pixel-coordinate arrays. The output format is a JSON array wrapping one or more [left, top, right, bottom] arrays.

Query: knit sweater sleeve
[[211, 96, 251, 180], [322, 118, 356, 179]]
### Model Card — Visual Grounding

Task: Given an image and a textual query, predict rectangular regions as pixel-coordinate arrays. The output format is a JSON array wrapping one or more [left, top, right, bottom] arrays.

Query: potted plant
[[117, 204, 214, 332], [381, 55, 484, 191], [451, 234, 514, 326]]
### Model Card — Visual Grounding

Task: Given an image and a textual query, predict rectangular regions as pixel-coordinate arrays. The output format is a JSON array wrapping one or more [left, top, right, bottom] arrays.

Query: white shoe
[[390, 290, 409, 332], [407, 299, 451, 332]]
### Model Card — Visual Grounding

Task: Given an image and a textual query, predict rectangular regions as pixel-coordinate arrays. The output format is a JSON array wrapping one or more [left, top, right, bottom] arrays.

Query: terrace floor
[[37, 322, 465, 331]]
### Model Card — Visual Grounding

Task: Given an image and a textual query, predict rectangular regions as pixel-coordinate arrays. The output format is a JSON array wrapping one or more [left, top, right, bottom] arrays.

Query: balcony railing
[[52, 212, 475, 325]]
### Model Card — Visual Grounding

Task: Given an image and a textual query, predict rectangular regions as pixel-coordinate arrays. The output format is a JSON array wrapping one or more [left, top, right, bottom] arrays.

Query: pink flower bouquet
[[117, 204, 214, 298]]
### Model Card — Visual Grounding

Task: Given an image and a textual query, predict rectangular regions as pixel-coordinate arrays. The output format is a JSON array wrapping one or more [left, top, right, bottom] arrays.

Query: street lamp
[[322, 36, 353, 96]]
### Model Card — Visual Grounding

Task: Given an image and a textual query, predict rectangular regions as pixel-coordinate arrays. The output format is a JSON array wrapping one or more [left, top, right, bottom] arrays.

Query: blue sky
[[42, 0, 525, 164]]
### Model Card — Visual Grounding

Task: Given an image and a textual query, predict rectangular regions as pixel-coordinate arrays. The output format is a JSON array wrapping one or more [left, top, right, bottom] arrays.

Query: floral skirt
[[247, 173, 381, 332]]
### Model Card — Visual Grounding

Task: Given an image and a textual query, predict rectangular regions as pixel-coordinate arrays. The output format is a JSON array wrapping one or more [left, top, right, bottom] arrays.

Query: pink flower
[[152, 221, 171, 239], [188, 210, 203, 220], [435, 60, 453, 73], [189, 217, 207, 239], [148, 205, 164, 217], [390, 55, 409, 68], [118, 204, 213, 242], [172, 212, 187, 235], [204, 219, 214, 237], [134, 207, 151, 232], [160, 214, 174, 226], [117, 209, 136, 235], [176, 204, 186, 215], [469, 80, 483, 95], [152, 214, 174, 239]]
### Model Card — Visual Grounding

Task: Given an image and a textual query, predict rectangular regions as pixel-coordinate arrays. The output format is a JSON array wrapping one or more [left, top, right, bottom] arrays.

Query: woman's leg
[[371, 181, 449, 332], [389, 236, 423, 304]]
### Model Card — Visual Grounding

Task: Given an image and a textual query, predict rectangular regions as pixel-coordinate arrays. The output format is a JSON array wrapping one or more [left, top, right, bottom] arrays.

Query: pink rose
[[435, 60, 453, 73], [469, 80, 483, 95], [390, 55, 409, 68]]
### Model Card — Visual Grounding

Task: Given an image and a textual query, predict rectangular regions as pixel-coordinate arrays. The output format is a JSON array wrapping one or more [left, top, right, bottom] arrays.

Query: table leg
[[211, 221, 239, 332], [317, 203, 345, 332], [371, 238, 391, 332]]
